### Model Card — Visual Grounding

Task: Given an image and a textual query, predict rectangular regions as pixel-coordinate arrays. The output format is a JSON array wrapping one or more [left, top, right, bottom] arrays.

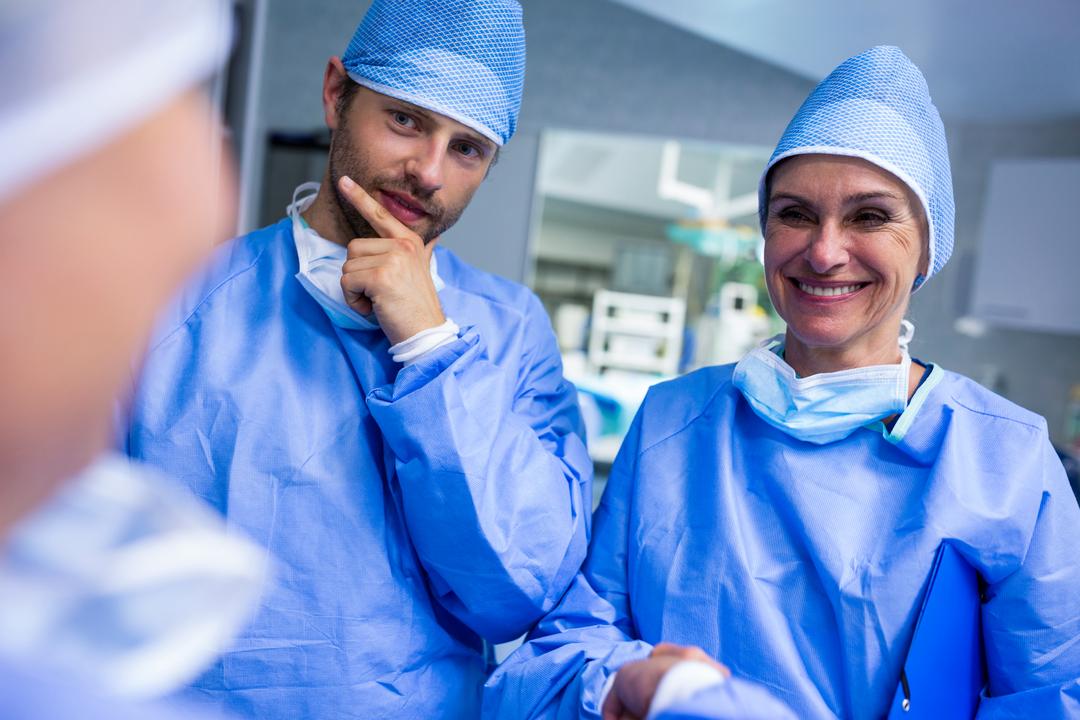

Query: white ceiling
[[538, 129, 770, 222], [610, 0, 1080, 123]]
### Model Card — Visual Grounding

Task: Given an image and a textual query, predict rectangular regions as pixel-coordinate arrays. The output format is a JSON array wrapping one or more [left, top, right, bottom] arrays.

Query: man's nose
[[404, 140, 445, 194]]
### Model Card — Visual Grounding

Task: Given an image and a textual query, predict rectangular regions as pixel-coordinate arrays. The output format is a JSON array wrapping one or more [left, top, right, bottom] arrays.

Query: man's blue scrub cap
[[759, 46, 955, 287], [342, 0, 525, 147]]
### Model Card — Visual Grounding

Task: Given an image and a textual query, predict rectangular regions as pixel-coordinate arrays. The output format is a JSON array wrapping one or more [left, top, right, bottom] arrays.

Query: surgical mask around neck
[[289, 182, 444, 331], [732, 323, 915, 445], [0, 453, 266, 699]]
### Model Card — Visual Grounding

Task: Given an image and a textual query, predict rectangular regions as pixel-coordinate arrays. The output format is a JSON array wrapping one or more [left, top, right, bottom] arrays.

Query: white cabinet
[[970, 159, 1080, 335]]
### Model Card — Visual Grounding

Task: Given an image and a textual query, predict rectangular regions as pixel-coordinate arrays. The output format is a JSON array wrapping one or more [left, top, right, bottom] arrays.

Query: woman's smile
[[790, 277, 871, 300]]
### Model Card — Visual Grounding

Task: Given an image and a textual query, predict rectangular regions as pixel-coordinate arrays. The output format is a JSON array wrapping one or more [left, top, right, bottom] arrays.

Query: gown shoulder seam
[[637, 376, 733, 457], [148, 244, 268, 354], [948, 390, 1046, 434]]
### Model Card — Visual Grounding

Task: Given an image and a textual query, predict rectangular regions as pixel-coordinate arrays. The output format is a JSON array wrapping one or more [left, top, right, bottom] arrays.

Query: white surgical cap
[[0, 0, 232, 203]]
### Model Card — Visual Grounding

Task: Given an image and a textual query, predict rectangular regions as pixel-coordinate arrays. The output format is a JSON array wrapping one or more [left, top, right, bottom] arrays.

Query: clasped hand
[[337, 175, 446, 346], [601, 642, 730, 720]]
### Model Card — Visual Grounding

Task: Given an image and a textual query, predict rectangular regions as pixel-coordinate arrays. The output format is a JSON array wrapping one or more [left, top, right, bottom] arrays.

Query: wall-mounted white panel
[[970, 158, 1080, 335]]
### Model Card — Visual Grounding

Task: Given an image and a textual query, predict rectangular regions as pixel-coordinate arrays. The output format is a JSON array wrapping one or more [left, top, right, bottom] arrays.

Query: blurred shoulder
[[0, 659, 225, 720], [147, 219, 291, 348]]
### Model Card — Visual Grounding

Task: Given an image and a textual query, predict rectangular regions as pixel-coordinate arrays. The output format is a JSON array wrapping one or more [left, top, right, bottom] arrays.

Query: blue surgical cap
[[342, 0, 525, 147], [759, 46, 954, 286]]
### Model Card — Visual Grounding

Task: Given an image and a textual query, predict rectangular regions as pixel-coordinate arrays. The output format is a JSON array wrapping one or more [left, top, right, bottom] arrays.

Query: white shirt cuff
[[646, 660, 727, 719], [388, 318, 460, 365]]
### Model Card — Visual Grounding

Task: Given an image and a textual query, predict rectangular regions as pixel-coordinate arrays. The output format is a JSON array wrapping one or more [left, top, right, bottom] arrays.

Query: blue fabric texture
[[758, 46, 954, 285], [483, 365, 1080, 719], [342, 0, 525, 146], [123, 219, 591, 719]]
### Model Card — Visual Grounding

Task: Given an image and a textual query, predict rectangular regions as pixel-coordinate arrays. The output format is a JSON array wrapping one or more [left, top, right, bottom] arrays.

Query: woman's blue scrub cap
[[342, 0, 526, 147], [759, 46, 955, 287]]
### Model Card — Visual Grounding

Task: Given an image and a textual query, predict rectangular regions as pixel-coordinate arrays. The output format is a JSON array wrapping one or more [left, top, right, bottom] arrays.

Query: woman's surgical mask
[[0, 453, 266, 699], [289, 182, 443, 331], [732, 321, 915, 445]]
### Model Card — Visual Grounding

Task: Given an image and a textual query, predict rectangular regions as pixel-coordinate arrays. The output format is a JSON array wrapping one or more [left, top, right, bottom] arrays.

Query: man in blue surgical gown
[[122, 1, 591, 717], [483, 46, 1080, 719]]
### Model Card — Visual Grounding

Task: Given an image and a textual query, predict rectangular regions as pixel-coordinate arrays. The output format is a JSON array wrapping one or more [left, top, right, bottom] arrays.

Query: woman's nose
[[804, 220, 849, 274]]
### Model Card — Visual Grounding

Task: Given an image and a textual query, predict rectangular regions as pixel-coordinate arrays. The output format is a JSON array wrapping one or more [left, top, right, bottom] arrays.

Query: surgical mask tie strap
[[899, 319, 915, 351], [288, 181, 321, 219]]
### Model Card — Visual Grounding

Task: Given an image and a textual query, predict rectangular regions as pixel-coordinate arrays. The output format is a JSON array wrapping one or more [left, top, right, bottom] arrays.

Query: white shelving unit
[[588, 290, 686, 376]]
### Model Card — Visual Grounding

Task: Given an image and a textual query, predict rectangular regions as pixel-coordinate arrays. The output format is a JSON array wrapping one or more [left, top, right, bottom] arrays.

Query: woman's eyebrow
[[846, 191, 904, 203], [769, 192, 810, 205], [771, 190, 904, 206]]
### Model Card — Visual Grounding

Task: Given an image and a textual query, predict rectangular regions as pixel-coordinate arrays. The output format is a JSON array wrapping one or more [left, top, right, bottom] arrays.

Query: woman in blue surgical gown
[[483, 46, 1080, 719]]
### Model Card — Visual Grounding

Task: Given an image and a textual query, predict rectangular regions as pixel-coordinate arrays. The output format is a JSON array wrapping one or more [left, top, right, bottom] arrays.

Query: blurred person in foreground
[[120, 0, 591, 717], [0, 0, 263, 717], [484, 46, 1080, 719]]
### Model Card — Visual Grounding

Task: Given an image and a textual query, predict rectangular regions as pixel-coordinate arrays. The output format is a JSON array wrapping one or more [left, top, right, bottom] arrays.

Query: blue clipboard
[[887, 543, 986, 718]]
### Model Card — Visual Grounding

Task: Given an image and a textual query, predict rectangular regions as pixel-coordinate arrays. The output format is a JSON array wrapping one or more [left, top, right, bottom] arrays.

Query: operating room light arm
[[657, 142, 759, 222]]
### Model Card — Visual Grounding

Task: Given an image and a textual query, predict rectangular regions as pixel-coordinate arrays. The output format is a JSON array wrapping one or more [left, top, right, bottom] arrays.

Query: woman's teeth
[[798, 281, 863, 297]]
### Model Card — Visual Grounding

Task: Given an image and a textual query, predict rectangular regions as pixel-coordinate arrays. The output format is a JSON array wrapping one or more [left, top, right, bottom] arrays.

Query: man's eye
[[392, 112, 416, 128], [454, 142, 480, 158]]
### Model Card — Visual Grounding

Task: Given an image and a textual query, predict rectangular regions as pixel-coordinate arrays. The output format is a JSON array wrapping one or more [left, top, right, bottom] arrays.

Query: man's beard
[[326, 128, 465, 244]]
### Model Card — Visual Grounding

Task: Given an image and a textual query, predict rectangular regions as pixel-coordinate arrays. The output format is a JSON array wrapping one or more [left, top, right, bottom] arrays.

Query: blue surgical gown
[[123, 218, 592, 718], [483, 363, 1080, 719]]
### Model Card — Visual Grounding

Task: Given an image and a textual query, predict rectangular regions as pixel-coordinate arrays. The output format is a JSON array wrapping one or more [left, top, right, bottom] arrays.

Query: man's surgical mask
[[0, 453, 266, 699], [732, 322, 915, 445], [289, 182, 444, 331]]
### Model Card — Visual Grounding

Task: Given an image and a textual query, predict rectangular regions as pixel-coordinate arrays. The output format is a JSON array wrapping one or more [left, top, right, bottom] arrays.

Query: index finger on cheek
[[337, 175, 409, 238]]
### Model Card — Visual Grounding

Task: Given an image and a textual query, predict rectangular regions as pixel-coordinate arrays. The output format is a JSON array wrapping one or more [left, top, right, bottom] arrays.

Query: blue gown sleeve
[[365, 292, 593, 642], [975, 435, 1080, 717], [652, 677, 798, 720], [482, 410, 654, 719]]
